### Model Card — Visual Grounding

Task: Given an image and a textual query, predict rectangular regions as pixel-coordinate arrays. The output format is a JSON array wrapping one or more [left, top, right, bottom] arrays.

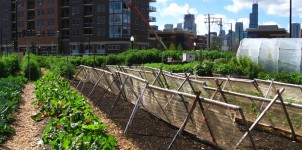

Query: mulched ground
[[1, 83, 48, 150], [72, 80, 302, 150]]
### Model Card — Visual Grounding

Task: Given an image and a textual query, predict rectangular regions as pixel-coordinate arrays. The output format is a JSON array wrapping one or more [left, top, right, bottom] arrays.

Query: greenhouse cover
[[237, 38, 302, 73]]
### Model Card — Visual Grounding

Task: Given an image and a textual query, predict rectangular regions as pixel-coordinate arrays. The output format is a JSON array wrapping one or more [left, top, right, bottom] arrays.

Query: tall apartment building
[[0, 0, 155, 55]]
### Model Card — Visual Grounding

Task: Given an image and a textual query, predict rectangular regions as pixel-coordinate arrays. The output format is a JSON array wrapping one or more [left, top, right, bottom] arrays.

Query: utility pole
[[213, 17, 223, 50], [289, 0, 292, 38], [0, 27, 2, 57], [225, 23, 233, 51], [204, 14, 214, 49]]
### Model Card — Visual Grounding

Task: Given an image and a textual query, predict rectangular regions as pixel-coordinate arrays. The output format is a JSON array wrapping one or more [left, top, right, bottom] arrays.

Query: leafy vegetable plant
[[32, 74, 117, 149]]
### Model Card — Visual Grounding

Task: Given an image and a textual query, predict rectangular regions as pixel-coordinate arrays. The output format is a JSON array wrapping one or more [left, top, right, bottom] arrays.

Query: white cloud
[[160, 3, 198, 17], [157, 0, 170, 6], [225, 0, 302, 18], [224, 0, 251, 13]]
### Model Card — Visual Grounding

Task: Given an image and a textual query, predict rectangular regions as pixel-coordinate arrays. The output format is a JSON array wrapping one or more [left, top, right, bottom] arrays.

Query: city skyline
[[150, 0, 302, 35]]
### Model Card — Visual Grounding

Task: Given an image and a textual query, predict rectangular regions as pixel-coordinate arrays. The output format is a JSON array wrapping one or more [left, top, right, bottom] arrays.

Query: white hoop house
[[237, 38, 302, 73]]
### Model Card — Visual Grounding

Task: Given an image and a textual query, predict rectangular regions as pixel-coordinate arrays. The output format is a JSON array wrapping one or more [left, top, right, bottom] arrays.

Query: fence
[[75, 65, 302, 149]]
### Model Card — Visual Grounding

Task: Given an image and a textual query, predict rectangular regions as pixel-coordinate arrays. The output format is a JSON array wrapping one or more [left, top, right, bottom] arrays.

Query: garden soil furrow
[[2, 83, 48, 150]]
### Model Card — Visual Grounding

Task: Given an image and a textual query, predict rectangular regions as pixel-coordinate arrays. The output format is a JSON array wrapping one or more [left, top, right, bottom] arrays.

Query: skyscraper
[[249, 1, 258, 28], [177, 23, 183, 30], [291, 23, 301, 38], [164, 24, 174, 30], [184, 13, 196, 36]]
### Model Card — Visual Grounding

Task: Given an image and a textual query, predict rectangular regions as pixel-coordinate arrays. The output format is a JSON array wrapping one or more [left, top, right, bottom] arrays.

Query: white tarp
[[237, 38, 302, 73]]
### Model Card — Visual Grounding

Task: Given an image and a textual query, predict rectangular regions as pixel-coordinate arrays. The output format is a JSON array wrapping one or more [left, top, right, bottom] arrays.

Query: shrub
[[21, 53, 41, 80], [213, 63, 231, 75], [0, 60, 7, 78], [51, 60, 75, 79], [106, 54, 124, 65], [194, 60, 214, 76], [2, 55, 20, 75]]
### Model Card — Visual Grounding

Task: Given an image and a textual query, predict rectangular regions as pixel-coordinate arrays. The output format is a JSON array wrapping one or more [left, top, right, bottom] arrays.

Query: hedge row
[[0, 55, 20, 78]]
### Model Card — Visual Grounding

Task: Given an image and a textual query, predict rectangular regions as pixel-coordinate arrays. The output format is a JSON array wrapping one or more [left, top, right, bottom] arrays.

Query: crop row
[[0, 76, 27, 144], [32, 74, 116, 149]]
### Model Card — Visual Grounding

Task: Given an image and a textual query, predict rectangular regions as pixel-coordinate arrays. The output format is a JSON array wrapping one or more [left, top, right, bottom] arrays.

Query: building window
[[37, 9, 44, 16], [97, 16, 101, 24], [101, 4, 106, 12], [37, 19, 44, 27], [97, 28, 101, 36], [97, 4, 101, 12], [47, 19, 55, 25], [48, 0, 54, 3], [101, 16, 105, 24], [47, 8, 55, 14], [101, 28, 105, 36], [109, 0, 130, 39], [72, 7, 80, 15]]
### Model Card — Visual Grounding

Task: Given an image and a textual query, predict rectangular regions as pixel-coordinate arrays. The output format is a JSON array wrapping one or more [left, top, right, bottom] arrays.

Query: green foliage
[[32, 74, 117, 149], [51, 59, 75, 79], [202, 50, 235, 61], [0, 76, 27, 144], [161, 50, 183, 63], [213, 63, 232, 75], [257, 71, 302, 84], [168, 43, 176, 50], [177, 44, 184, 51], [194, 60, 214, 76], [105, 54, 124, 65], [123, 49, 161, 66], [21, 53, 41, 81], [0, 55, 20, 77], [145, 62, 198, 73]]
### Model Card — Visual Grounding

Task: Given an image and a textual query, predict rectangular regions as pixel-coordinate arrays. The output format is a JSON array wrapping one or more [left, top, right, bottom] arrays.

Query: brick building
[[0, 0, 155, 55]]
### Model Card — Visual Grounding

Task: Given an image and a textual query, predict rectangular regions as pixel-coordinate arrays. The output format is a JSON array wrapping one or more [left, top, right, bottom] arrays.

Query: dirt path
[[2, 83, 47, 150]]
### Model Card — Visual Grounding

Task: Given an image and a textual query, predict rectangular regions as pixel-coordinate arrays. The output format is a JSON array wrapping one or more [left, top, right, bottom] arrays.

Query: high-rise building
[[235, 22, 244, 33], [184, 13, 196, 36], [249, 1, 258, 28], [164, 24, 174, 30], [177, 23, 183, 30], [0, 0, 155, 55], [151, 25, 159, 32], [291, 23, 301, 38]]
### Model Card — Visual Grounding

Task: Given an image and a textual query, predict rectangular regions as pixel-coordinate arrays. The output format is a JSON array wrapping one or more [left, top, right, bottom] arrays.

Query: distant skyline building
[[249, 2, 258, 28], [151, 25, 159, 32], [177, 23, 183, 30], [184, 13, 196, 36], [291, 23, 301, 38], [235, 22, 244, 33], [164, 24, 174, 30]]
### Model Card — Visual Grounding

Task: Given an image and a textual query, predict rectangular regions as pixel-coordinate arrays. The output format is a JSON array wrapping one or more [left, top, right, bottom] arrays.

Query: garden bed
[[72, 80, 302, 149]]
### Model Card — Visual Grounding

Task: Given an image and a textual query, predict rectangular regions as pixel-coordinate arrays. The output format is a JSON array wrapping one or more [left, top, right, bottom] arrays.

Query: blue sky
[[149, 0, 302, 35]]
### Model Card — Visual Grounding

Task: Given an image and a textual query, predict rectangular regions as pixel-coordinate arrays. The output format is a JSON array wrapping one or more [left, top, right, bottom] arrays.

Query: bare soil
[[1, 83, 48, 150]]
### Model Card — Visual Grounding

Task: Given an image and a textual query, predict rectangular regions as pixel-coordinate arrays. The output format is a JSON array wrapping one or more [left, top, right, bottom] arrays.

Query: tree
[[177, 44, 183, 51], [79, 42, 85, 54], [168, 42, 176, 50]]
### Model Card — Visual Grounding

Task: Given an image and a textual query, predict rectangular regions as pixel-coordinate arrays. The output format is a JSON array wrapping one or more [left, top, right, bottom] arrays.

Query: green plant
[[168, 43, 176, 50], [51, 60, 75, 79], [194, 60, 213, 76], [0, 76, 27, 144], [21, 53, 41, 81], [32, 74, 117, 149]]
